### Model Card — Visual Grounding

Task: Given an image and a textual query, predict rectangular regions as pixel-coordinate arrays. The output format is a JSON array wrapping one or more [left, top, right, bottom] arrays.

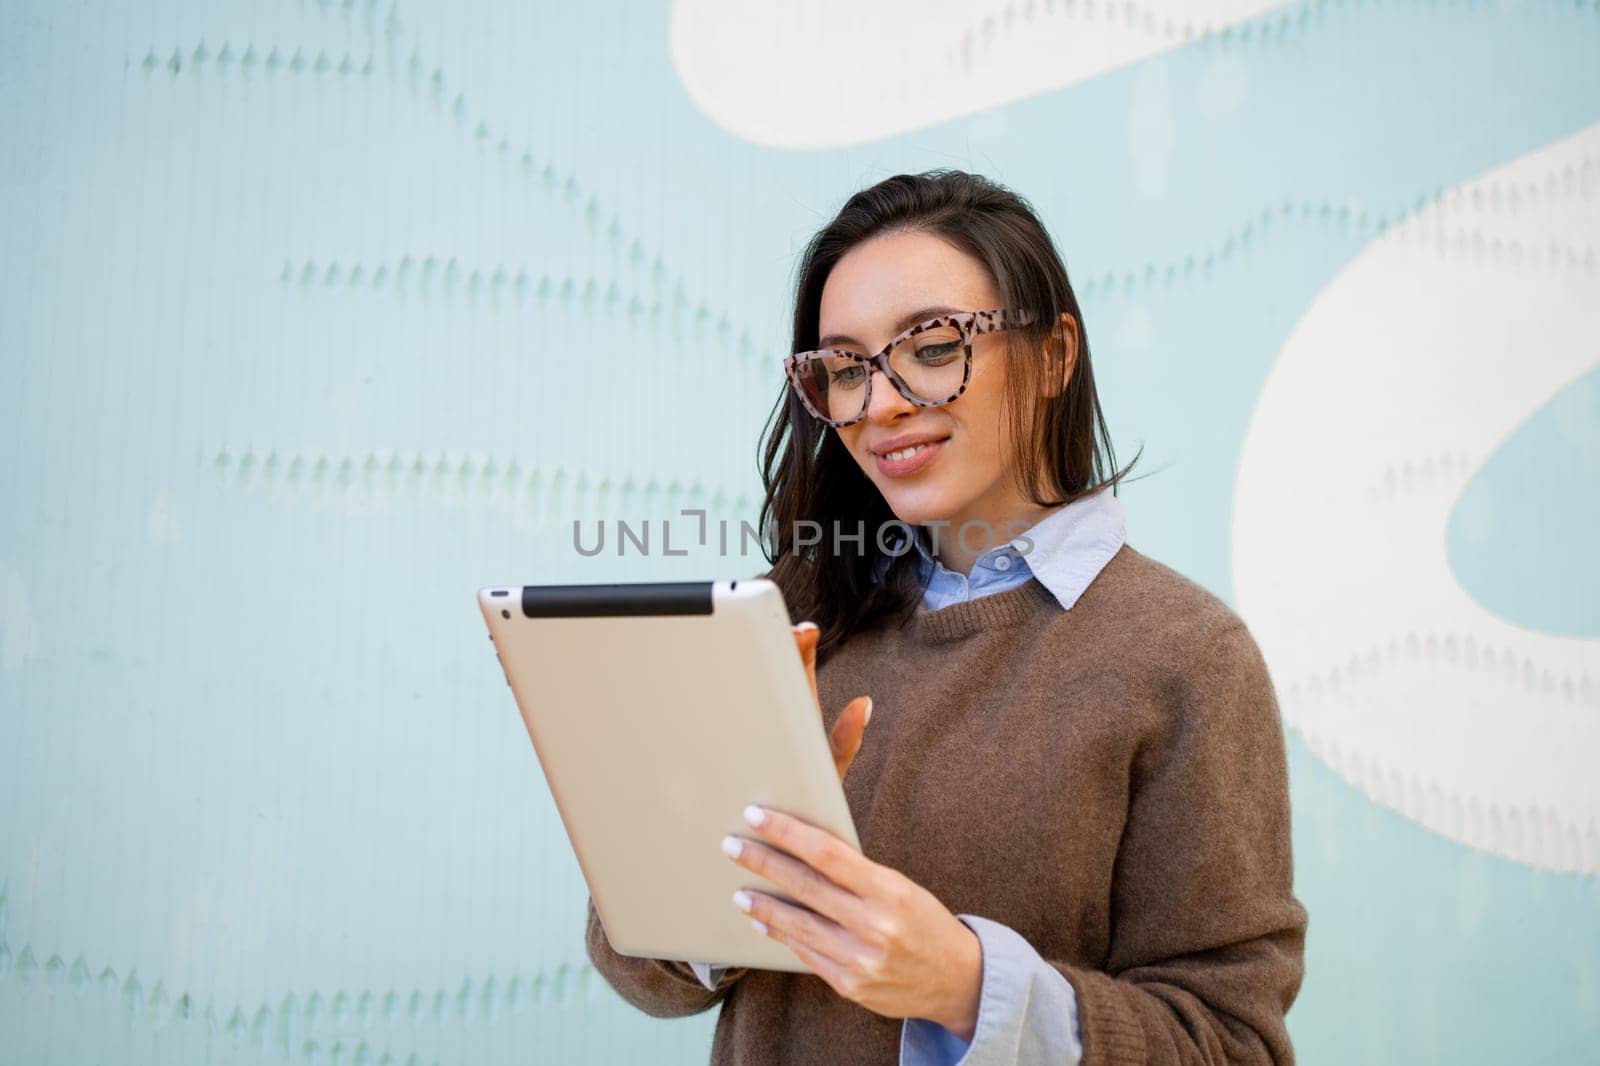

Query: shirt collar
[[897, 487, 1126, 610]]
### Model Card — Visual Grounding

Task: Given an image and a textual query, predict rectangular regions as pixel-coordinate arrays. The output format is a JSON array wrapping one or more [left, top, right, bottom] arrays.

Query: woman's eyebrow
[[818, 304, 961, 349]]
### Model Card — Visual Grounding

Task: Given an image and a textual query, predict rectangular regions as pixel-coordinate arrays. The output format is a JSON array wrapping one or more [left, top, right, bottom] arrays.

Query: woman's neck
[[927, 496, 1061, 575]]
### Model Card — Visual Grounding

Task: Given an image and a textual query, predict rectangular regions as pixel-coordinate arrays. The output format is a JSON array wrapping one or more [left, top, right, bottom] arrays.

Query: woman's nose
[[864, 366, 914, 422]]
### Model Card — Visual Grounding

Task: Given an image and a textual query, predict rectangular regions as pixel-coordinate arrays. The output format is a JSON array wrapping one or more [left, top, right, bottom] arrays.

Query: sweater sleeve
[[584, 895, 750, 1017], [1051, 617, 1309, 1066]]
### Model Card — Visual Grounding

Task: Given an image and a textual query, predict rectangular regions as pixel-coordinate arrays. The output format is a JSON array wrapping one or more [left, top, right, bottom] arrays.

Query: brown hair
[[756, 169, 1142, 658]]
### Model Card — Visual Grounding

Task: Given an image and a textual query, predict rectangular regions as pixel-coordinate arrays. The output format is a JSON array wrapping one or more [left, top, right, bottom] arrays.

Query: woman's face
[[819, 228, 1043, 555]]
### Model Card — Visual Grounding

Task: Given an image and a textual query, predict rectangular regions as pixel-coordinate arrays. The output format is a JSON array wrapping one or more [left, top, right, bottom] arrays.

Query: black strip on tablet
[[521, 581, 715, 618]]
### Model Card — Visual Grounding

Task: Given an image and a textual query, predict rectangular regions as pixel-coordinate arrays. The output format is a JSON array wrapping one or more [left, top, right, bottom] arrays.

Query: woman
[[585, 170, 1309, 1064]]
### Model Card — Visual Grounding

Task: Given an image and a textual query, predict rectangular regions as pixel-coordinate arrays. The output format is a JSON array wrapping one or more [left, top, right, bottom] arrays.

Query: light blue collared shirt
[[901, 485, 1127, 613], [694, 488, 1128, 1066]]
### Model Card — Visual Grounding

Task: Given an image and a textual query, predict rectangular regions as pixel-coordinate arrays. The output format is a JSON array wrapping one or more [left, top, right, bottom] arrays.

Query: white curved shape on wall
[[1234, 123, 1600, 873], [668, 0, 1283, 149]]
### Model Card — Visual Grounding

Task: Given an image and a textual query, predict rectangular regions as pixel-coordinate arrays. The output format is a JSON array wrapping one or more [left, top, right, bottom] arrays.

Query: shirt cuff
[[689, 961, 726, 991], [899, 914, 1083, 1066]]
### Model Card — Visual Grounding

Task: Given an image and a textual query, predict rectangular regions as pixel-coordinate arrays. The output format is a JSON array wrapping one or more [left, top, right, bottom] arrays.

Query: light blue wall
[[1, 1, 1596, 1063]]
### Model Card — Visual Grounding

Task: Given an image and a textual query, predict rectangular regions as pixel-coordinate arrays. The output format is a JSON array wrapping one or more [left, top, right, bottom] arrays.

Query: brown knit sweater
[[585, 543, 1309, 1064]]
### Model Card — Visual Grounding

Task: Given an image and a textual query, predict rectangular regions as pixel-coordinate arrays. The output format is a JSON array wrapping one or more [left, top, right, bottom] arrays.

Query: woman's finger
[[829, 695, 872, 779], [793, 622, 821, 711], [792, 622, 871, 780], [725, 834, 868, 931], [741, 889, 857, 975], [755, 916, 853, 997]]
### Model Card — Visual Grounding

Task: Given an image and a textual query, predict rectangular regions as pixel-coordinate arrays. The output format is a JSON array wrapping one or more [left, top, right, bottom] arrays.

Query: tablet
[[477, 578, 860, 974]]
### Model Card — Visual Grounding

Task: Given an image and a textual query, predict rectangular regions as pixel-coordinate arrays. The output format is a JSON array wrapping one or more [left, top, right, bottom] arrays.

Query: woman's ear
[[1041, 311, 1080, 398]]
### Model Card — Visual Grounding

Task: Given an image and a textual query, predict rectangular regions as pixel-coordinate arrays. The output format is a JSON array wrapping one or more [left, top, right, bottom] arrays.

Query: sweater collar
[[910, 576, 1063, 644]]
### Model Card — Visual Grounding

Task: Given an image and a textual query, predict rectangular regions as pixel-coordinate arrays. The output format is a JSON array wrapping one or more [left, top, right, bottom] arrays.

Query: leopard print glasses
[[783, 309, 1029, 428]]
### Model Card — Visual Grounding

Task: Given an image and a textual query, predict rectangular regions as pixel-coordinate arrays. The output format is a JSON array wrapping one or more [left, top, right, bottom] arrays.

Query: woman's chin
[[879, 484, 958, 528]]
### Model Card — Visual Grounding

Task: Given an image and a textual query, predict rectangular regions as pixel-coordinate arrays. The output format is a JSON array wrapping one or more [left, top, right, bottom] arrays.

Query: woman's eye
[[830, 365, 866, 388], [915, 342, 960, 365]]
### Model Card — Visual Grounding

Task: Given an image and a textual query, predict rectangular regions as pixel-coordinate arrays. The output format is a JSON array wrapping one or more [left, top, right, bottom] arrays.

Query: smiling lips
[[871, 436, 950, 478]]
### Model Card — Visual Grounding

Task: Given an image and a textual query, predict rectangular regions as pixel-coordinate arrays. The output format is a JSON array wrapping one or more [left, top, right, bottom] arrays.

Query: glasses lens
[[888, 323, 966, 403], [791, 323, 969, 424], [794, 352, 868, 424]]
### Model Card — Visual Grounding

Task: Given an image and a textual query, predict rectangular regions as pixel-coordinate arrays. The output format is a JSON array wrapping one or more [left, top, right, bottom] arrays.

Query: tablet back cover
[[479, 579, 858, 973]]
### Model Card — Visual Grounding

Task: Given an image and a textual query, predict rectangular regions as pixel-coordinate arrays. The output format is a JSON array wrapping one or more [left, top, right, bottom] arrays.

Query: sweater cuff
[[1053, 963, 1145, 1065]]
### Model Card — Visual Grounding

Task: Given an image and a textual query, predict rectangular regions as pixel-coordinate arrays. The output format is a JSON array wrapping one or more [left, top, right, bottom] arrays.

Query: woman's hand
[[721, 804, 985, 1041], [793, 621, 872, 780]]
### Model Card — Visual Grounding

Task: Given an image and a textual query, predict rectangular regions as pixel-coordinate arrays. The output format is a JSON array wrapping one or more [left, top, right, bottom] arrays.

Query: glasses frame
[[783, 308, 1031, 428]]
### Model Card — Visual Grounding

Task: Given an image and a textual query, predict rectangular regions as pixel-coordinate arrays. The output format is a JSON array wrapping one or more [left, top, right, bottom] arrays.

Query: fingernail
[[750, 918, 768, 935], [721, 835, 743, 859], [796, 621, 819, 633], [732, 889, 753, 912], [863, 697, 873, 725], [743, 804, 767, 827]]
